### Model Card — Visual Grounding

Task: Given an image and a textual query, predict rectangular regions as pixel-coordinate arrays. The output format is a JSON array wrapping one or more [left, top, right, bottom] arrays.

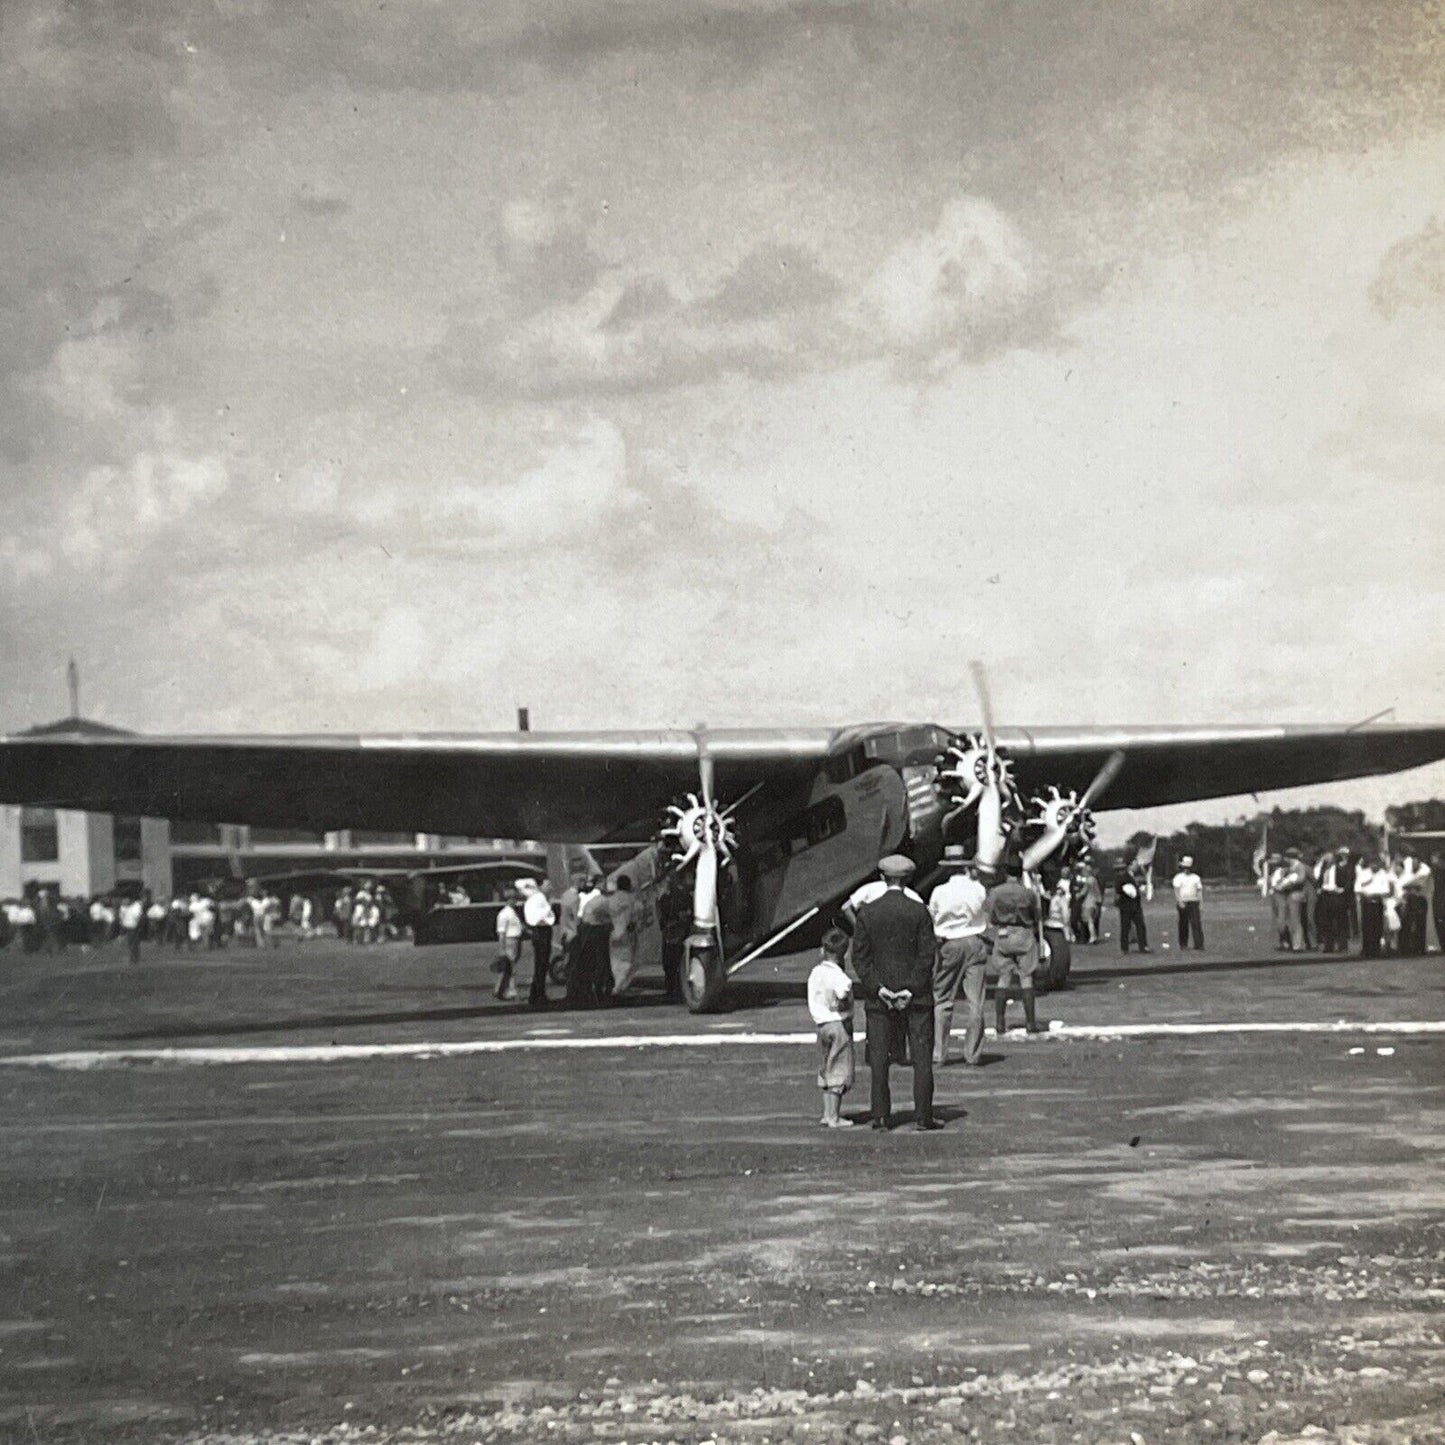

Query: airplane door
[[749, 766, 909, 935]]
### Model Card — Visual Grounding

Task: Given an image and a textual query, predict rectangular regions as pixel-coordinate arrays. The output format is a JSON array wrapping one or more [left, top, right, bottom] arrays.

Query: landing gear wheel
[[1040, 927, 1072, 992], [681, 935, 726, 1013]]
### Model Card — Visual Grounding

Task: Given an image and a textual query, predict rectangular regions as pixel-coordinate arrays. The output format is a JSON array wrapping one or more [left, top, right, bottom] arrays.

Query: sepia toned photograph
[[1, 2, 1443, 1441]]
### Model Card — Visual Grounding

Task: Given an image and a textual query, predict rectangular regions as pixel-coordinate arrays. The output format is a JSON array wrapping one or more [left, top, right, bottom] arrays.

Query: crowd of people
[[490, 871, 650, 1010], [0, 884, 361, 957], [329, 884, 403, 945], [809, 848, 1063, 1131], [1260, 846, 1437, 958], [801, 838, 1445, 1131]]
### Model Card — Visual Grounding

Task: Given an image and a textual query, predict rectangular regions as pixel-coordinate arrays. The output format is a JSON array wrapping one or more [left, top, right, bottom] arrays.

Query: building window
[[114, 815, 143, 864], [20, 808, 59, 863]]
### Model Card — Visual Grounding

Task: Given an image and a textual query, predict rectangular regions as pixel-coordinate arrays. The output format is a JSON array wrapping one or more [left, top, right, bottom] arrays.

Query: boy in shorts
[[494, 888, 523, 1001], [808, 928, 856, 1127]]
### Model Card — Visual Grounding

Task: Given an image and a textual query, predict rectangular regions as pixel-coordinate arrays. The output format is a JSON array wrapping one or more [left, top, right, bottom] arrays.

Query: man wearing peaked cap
[[852, 854, 942, 1131], [844, 857, 923, 922]]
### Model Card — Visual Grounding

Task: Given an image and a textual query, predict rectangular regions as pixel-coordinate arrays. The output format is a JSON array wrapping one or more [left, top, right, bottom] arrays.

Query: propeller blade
[[1079, 750, 1126, 809], [969, 660, 997, 754], [694, 722, 715, 814], [1020, 751, 1127, 872]]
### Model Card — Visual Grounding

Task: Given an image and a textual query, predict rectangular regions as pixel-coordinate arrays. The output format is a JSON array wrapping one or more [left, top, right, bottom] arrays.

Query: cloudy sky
[[2, 0, 1443, 836]]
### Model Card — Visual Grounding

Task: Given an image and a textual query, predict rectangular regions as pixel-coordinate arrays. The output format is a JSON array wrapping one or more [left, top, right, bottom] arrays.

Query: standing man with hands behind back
[[852, 854, 942, 1132]]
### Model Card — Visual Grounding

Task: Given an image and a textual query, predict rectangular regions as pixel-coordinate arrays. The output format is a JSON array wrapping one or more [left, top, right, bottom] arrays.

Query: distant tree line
[[1114, 799, 1445, 883]]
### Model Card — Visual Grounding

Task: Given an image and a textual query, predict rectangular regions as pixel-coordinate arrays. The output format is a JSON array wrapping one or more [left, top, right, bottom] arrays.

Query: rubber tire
[[1041, 927, 1072, 991], [682, 938, 726, 1013]]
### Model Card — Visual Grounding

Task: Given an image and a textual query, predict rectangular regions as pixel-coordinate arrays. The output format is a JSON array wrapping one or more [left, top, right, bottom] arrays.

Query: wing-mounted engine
[[651, 727, 745, 1013], [657, 791, 738, 912], [1018, 785, 1098, 873], [1020, 751, 1127, 875]]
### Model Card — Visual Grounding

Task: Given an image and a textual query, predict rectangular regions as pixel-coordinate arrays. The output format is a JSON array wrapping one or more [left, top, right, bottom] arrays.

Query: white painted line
[[0, 1019, 1441, 1069]]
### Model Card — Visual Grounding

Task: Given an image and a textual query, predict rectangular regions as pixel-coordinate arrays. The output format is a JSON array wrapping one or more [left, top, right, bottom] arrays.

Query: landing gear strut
[[681, 933, 726, 1013]]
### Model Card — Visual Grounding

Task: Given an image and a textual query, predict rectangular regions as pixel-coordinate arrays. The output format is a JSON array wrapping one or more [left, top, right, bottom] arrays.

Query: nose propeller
[[658, 725, 734, 960]]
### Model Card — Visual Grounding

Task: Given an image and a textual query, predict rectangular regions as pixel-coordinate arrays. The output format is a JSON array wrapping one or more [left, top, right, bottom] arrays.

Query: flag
[[1134, 836, 1157, 901], [1252, 822, 1269, 896]]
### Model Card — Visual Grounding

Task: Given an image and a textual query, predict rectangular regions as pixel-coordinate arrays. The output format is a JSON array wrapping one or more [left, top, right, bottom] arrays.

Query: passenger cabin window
[[757, 795, 848, 871], [806, 796, 847, 846], [20, 807, 58, 864], [825, 746, 869, 784]]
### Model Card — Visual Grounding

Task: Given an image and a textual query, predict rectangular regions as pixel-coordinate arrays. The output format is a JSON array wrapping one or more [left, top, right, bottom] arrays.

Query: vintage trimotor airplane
[[2, 674, 1443, 1010]]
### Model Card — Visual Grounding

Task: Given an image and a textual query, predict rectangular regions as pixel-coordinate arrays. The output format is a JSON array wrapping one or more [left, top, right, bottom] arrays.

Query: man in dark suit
[[852, 854, 941, 1131]]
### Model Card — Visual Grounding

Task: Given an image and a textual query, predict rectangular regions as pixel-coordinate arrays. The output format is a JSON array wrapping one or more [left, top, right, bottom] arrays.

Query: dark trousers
[[565, 924, 611, 1007], [124, 927, 140, 964], [864, 1006, 934, 1126], [1359, 897, 1384, 958], [1317, 893, 1347, 952], [1401, 895, 1429, 956], [528, 925, 553, 1005], [1176, 902, 1203, 949], [1118, 902, 1147, 952]]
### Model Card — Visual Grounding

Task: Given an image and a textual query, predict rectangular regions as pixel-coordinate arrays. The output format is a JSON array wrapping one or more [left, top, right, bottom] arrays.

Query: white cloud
[[37, 329, 135, 420], [445, 193, 1039, 397], [861, 196, 1032, 350], [357, 604, 436, 687], [477, 416, 631, 541], [63, 446, 229, 573]]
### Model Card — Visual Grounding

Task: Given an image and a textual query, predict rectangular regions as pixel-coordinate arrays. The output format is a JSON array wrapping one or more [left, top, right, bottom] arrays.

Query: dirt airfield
[[1, 892, 1442, 1445]]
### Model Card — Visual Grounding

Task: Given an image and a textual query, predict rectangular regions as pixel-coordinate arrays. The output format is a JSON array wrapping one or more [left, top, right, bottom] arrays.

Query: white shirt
[[495, 903, 523, 942], [1356, 867, 1397, 898], [1398, 859, 1431, 895], [927, 874, 988, 939], [1047, 884, 1071, 930], [522, 891, 556, 928], [807, 959, 854, 1025], [846, 879, 922, 913], [578, 889, 611, 926], [1172, 870, 1203, 905], [119, 900, 144, 930]]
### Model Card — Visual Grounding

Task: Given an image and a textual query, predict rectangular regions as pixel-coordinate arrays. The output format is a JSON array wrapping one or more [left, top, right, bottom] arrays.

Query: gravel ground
[[1, 896, 1442, 1443]]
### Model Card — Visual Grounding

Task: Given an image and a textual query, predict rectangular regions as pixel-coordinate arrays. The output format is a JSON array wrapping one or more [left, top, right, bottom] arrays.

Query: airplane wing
[[0, 729, 834, 842], [997, 723, 1445, 812], [0, 722, 1442, 841]]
